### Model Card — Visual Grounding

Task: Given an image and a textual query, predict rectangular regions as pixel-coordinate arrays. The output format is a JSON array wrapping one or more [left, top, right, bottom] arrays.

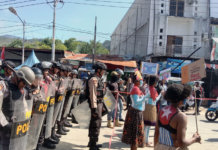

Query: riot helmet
[[36, 61, 52, 72], [70, 69, 78, 79], [115, 68, 124, 76], [71, 70, 78, 75], [16, 66, 35, 86], [93, 61, 107, 77], [110, 71, 119, 83], [50, 60, 61, 74], [2, 61, 16, 77], [31, 67, 43, 87]]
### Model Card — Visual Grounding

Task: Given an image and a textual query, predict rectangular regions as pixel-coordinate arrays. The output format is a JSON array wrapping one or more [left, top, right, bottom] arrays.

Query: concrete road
[[40, 106, 218, 150]]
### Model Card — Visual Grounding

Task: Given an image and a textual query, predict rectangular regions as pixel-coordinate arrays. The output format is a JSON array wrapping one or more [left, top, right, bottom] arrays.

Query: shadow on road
[[205, 138, 218, 142], [200, 120, 218, 123]]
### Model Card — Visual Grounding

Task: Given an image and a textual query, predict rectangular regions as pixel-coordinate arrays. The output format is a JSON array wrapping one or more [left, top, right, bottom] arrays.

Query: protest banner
[[181, 58, 206, 84], [159, 68, 171, 80], [140, 62, 159, 75], [181, 58, 206, 132]]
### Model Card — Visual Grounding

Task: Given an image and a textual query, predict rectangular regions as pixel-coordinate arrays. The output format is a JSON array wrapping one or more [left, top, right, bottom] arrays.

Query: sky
[[0, 0, 134, 43], [1, 0, 218, 44]]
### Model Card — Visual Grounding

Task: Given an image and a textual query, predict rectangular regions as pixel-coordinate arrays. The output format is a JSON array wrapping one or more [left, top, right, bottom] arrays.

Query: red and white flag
[[211, 43, 216, 61], [1, 46, 5, 60]]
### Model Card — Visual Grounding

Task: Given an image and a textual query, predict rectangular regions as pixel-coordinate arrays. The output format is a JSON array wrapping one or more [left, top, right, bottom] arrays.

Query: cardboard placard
[[181, 58, 206, 84], [140, 62, 159, 75], [159, 68, 171, 80]]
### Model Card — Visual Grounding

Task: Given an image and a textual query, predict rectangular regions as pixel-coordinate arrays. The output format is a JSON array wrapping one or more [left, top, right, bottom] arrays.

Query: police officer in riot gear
[[0, 66, 35, 150], [55, 64, 69, 136], [86, 61, 107, 150], [35, 62, 58, 149], [25, 67, 44, 150], [1, 61, 16, 81], [69, 69, 79, 122], [49, 61, 61, 80], [58, 65, 73, 129]]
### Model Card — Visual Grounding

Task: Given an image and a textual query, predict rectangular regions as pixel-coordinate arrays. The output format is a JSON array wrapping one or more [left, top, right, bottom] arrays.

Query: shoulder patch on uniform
[[0, 84, 3, 90]]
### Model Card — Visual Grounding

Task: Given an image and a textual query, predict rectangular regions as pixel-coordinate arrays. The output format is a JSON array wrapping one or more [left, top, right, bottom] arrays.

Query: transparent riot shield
[[9, 90, 33, 150], [57, 78, 69, 121], [103, 88, 116, 112], [73, 79, 83, 107], [45, 81, 56, 138], [0, 92, 8, 126], [26, 83, 50, 150], [71, 100, 91, 129], [52, 78, 68, 126], [63, 79, 75, 118]]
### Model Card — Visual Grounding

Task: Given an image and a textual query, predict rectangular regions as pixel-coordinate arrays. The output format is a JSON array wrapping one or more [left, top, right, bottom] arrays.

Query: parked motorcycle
[[205, 100, 218, 121]]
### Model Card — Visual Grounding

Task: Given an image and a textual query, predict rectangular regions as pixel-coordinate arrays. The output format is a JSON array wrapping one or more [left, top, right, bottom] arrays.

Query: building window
[[195, 7, 197, 11], [194, 38, 197, 42], [194, 32, 197, 36], [161, 3, 164, 7], [161, 10, 164, 13], [160, 29, 163, 33], [167, 36, 183, 54], [159, 42, 162, 46], [169, 0, 184, 17], [195, 1, 198, 4], [194, 45, 196, 49], [160, 35, 163, 39]]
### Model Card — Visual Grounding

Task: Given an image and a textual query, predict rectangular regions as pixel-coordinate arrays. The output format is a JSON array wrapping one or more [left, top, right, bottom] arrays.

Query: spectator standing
[[193, 82, 203, 115]]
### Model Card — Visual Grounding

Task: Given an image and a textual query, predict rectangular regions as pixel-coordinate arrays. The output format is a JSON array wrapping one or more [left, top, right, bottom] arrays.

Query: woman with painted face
[[154, 83, 201, 150], [122, 69, 150, 150]]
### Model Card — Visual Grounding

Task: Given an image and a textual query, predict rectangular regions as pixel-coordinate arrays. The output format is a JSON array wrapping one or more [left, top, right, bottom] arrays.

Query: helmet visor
[[32, 76, 43, 86]]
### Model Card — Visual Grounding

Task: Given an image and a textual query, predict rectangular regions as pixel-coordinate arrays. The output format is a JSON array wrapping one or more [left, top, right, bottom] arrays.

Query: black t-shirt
[[107, 81, 118, 97]]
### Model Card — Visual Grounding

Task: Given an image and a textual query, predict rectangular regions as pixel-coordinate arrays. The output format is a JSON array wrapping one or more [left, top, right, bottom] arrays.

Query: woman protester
[[122, 69, 150, 150], [154, 83, 201, 150], [143, 75, 162, 147]]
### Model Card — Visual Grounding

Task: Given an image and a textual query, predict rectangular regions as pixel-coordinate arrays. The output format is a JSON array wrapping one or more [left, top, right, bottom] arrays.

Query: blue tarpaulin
[[15, 50, 40, 70]]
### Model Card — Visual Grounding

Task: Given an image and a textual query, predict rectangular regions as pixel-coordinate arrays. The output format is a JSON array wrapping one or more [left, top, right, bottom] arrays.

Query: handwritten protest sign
[[181, 58, 206, 84], [140, 62, 159, 75], [159, 68, 171, 80]]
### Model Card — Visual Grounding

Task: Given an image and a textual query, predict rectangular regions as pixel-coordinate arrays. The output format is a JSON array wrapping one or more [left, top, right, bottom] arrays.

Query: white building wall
[[110, 0, 210, 59]]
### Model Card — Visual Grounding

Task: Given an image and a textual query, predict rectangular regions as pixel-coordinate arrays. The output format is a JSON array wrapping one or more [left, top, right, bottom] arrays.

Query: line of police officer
[[0, 60, 109, 150]]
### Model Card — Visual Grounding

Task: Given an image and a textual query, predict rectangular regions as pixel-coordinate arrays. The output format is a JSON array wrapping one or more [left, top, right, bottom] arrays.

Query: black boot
[[64, 119, 73, 127], [72, 115, 78, 124], [56, 125, 67, 135], [62, 125, 70, 132], [48, 137, 59, 144], [36, 144, 42, 150], [52, 127, 62, 139], [42, 139, 56, 149], [89, 139, 100, 150]]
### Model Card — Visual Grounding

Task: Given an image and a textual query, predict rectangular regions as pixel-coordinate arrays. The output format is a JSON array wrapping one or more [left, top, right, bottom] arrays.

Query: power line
[[0, 0, 15, 4], [0, 0, 37, 7], [0, 2, 49, 11]]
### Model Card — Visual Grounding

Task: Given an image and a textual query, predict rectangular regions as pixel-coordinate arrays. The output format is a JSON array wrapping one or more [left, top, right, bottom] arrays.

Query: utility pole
[[92, 17, 97, 65], [22, 19, 25, 63], [51, 0, 57, 61]]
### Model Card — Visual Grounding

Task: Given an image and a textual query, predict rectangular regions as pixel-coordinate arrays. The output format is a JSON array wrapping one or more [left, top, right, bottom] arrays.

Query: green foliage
[[64, 38, 80, 52], [4, 37, 109, 54], [102, 40, 111, 51], [55, 44, 67, 50], [39, 44, 51, 49], [7, 39, 23, 48]]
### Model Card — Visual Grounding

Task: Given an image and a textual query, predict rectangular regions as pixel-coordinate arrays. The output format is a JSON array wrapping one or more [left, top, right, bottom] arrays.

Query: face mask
[[140, 80, 143, 86]]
